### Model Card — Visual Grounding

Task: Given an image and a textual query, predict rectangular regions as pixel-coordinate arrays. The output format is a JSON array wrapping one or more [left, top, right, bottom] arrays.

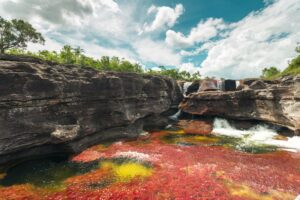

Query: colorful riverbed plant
[[0, 120, 299, 200]]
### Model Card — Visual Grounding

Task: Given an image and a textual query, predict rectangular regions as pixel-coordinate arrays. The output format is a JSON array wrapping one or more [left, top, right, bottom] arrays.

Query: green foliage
[[7, 45, 199, 80], [281, 46, 300, 76], [261, 44, 300, 79], [7, 45, 144, 73], [261, 66, 281, 79], [0, 16, 44, 53], [147, 66, 201, 81]]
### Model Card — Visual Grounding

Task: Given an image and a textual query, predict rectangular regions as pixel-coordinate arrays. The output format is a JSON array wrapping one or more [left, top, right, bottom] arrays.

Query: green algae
[[0, 157, 99, 189]]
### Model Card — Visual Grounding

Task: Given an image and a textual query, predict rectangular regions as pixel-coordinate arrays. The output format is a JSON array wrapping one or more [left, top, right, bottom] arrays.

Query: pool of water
[[0, 118, 300, 199]]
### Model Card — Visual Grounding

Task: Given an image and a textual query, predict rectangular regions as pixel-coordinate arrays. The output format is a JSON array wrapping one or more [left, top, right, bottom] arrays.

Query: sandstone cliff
[[180, 76, 300, 134], [0, 54, 182, 165]]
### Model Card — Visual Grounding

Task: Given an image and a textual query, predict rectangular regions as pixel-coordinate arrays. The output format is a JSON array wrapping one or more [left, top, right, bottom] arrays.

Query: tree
[[0, 16, 45, 53], [261, 67, 281, 78]]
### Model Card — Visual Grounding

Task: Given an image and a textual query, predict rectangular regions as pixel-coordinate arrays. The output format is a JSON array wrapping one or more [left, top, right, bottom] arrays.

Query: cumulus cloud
[[180, 42, 215, 56], [0, 0, 183, 67], [200, 0, 300, 79], [133, 38, 181, 66], [166, 18, 227, 48], [142, 4, 184, 33], [179, 63, 200, 74], [0, 0, 94, 24]]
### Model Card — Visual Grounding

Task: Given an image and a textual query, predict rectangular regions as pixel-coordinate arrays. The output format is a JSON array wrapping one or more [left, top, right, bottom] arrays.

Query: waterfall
[[236, 80, 240, 89], [169, 82, 191, 121], [212, 118, 300, 152], [216, 80, 225, 91], [169, 110, 182, 121], [183, 82, 193, 96]]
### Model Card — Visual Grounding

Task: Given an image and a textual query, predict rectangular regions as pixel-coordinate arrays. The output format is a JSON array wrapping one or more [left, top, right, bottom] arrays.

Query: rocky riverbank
[[1, 54, 300, 166], [180, 76, 300, 134], [0, 54, 182, 165]]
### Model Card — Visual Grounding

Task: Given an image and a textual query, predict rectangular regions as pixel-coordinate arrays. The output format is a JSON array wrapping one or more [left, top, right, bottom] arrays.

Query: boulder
[[0, 54, 183, 165], [198, 80, 218, 92], [249, 80, 267, 90], [242, 78, 260, 86], [224, 80, 236, 91], [186, 81, 200, 95], [180, 76, 300, 134]]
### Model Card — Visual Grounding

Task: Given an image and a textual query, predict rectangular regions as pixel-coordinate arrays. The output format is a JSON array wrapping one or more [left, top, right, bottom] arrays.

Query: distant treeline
[[261, 44, 300, 79], [7, 46, 201, 81]]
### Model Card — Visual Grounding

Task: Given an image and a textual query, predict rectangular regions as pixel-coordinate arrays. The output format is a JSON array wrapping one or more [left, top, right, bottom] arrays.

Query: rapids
[[0, 118, 299, 200]]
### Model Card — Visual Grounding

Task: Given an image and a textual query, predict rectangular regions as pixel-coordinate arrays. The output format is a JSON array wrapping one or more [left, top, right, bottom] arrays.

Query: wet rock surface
[[180, 76, 300, 134], [0, 54, 183, 165], [177, 120, 212, 135]]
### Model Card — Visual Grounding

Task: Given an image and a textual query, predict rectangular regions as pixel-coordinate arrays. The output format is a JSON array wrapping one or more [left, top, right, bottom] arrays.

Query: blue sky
[[0, 0, 299, 78]]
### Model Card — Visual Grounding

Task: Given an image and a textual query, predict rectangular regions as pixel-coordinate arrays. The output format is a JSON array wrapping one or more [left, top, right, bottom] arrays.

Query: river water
[[0, 118, 299, 200]]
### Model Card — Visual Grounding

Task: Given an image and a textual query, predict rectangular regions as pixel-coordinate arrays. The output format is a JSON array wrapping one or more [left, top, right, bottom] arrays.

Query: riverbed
[[0, 118, 299, 200]]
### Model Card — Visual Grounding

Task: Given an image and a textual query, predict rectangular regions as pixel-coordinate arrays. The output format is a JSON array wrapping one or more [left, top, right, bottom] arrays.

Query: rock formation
[[180, 76, 300, 134], [0, 54, 183, 165]]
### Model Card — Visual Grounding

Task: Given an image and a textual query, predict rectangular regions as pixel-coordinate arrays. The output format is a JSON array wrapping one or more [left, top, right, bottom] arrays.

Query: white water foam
[[183, 82, 193, 96], [169, 110, 182, 121], [212, 118, 300, 152], [114, 151, 151, 161]]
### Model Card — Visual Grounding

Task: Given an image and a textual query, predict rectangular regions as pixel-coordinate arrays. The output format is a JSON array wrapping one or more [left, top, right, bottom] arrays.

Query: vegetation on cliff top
[[2, 16, 299, 81], [6, 47, 200, 81], [0, 17, 44, 54], [0, 17, 200, 81], [261, 44, 300, 79]]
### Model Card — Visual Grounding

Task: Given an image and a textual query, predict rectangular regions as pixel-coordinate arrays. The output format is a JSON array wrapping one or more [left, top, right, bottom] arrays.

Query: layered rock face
[[180, 76, 300, 134], [0, 55, 182, 165]]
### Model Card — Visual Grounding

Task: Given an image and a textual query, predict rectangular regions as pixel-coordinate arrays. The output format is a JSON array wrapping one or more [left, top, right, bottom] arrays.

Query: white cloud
[[166, 18, 227, 48], [98, 0, 121, 12], [142, 4, 184, 33], [200, 0, 300, 79], [151, 67, 162, 71], [1, 0, 299, 79], [0, 0, 182, 67], [180, 42, 215, 56], [133, 38, 181, 66], [179, 62, 200, 74], [0, 0, 141, 62], [27, 38, 63, 52]]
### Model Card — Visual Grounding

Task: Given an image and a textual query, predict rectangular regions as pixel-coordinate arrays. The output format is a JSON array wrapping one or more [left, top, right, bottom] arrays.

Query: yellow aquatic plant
[[166, 130, 185, 135], [100, 161, 152, 182], [227, 182, 295, 200]]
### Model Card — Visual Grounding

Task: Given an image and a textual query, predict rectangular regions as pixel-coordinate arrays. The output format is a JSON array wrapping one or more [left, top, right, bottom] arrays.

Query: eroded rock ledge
[[180, 76, 300, 134], [0, 54, 182, 165]]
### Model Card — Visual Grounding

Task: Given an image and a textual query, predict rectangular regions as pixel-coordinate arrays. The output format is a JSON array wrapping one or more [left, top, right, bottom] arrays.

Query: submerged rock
[[180, 76, 300, 134], [0, 54, 183, 165]]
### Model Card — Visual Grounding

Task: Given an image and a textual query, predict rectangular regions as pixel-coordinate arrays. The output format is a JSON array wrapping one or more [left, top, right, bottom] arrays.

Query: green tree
[[60, 45, 76, 64], [281, 44, 300, 76], [0, 16, 44, 53], [261, 67, 281, 78]]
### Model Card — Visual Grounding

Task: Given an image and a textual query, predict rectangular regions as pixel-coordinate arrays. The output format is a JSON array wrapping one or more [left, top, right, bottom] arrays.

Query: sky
[[0, 0, 299, 79]]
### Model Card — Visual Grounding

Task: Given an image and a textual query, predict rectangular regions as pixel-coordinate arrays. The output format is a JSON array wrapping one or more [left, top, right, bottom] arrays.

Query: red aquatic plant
[[1, 129, 300, 200]]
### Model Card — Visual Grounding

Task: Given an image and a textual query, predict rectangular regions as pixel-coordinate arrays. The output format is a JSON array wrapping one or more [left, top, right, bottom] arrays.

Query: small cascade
[[216, 80, 224, 91], [169, 109, 182, 121], [212, 118, 300, 152], [183, 82, 193, 97], [236, 80, 240, 89]]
